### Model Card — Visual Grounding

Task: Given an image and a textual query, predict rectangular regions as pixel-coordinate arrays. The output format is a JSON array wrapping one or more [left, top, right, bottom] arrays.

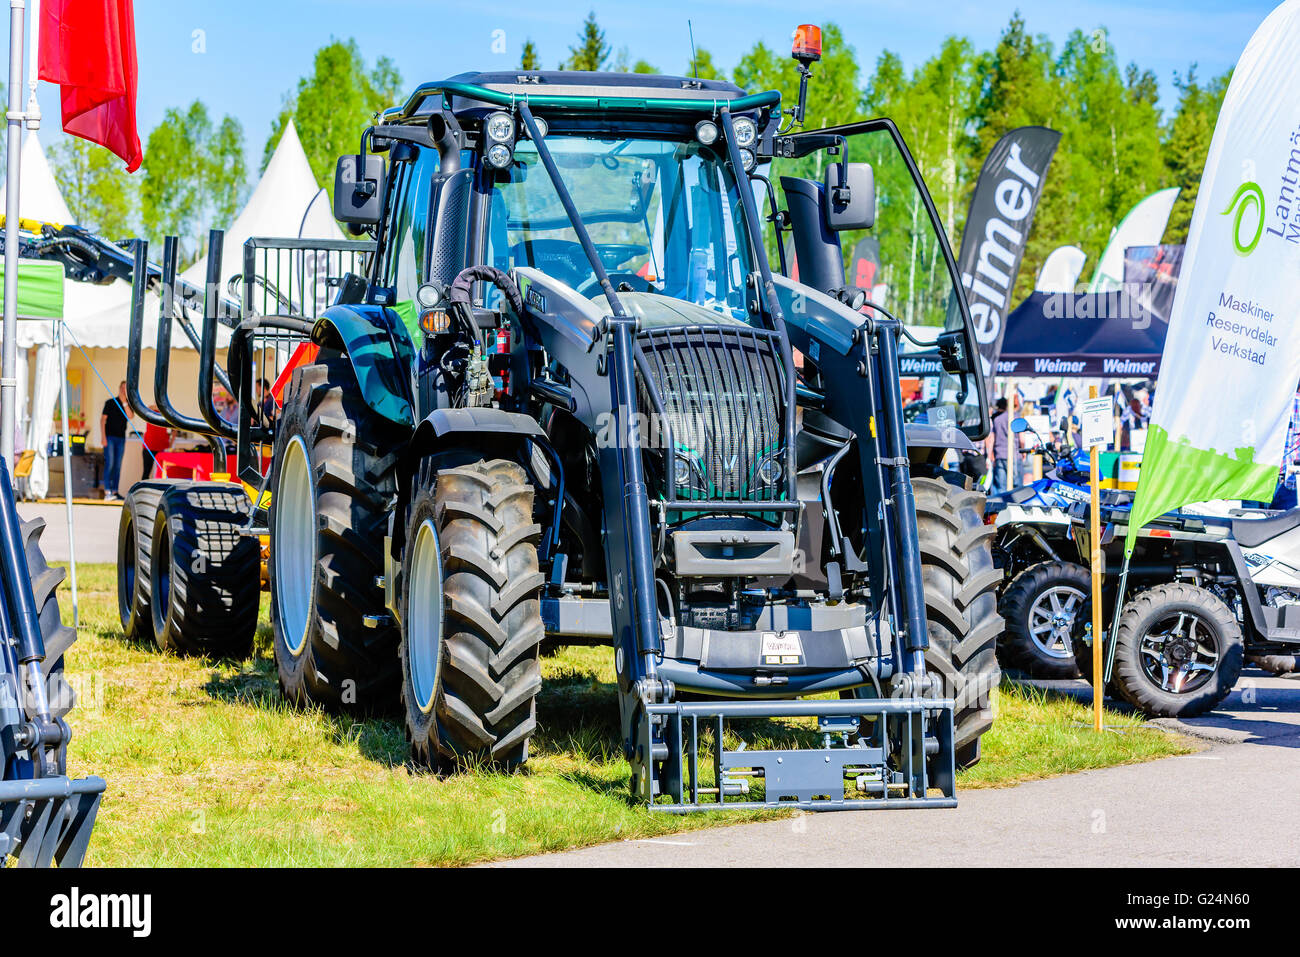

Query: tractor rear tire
[[269, 354, 403, 712], [913, 476, 1003, 768], [999, 561, 1088, 679], [24, 516, 77, 726], [116, 480, 172, 642], [150, 483, 259, 658], [400, 457, 545, 770]]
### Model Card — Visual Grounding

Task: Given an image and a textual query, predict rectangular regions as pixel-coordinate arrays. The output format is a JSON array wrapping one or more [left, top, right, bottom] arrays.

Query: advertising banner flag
[[1088, 187, 1180, 292], [956, 126, 1061, 379], [1126, 0, 1300, 554], [1122, 244, 1185, 323], [1035, 244, 1088, 293]]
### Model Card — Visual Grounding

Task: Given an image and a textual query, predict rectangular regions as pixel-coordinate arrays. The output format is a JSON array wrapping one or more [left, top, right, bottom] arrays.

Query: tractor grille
[[636, 325, 787, 502]]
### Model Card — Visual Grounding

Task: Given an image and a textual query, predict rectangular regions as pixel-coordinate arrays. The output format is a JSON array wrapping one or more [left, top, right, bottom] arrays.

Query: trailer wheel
[[270, 354, 403, 712], [116, 480, 173, 642], [400, 457, 544, 770], [150, 483, 259, 658], [1110, 583, 1243, 718], [998, 561, 1088, 679], [912, 476, 1003, 768], [23, 517, 77, 728]]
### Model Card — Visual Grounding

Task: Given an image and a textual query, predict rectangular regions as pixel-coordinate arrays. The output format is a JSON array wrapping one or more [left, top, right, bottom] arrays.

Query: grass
[[55, 563, 1194, 866]]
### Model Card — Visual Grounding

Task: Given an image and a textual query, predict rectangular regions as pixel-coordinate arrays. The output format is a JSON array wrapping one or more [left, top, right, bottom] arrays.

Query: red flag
[[38, 0, 143, 172]]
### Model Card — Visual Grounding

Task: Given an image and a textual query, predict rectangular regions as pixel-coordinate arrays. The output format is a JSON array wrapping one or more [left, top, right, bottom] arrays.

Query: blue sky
[[22, 0, 1280, 173]]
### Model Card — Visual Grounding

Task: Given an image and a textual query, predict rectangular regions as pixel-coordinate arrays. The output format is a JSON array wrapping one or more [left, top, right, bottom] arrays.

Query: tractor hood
[[600, 292, 749, 329]]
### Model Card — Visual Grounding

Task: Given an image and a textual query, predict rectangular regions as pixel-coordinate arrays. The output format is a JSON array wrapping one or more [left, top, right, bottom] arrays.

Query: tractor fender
[[394, 407, 559, 558], [906, 422, 978, 468], [312, 303, 416, 429]]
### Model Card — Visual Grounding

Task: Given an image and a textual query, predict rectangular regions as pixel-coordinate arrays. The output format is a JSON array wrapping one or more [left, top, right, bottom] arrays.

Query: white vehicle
[[1071, 501, 1300, 717]]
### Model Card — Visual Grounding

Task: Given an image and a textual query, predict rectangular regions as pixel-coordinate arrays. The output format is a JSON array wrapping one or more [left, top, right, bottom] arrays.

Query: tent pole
[[57, 319, 76, 628], [2, 0, 28, 464]]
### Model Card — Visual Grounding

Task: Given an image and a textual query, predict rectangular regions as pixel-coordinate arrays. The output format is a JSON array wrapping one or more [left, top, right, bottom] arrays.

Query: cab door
[[763, 119, 989, 440]]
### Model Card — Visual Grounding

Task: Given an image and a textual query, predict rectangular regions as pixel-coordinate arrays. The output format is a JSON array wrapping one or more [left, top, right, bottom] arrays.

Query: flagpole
[[2, 0, 27, 465]]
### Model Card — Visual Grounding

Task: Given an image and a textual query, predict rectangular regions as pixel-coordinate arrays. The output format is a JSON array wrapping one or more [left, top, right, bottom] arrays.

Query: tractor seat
[[1232, 507, 1300, 548]]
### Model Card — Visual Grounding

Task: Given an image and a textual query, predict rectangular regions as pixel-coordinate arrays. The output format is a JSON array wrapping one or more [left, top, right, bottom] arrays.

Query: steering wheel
[[578, 272, 655, 297], [593, 243, 648, 269]]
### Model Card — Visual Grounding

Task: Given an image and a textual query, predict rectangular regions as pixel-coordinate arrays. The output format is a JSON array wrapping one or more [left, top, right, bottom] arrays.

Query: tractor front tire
[[270, 354, 403, 712], [24, 516, 77, 728], [913, 476, 1003, 768], [150, 483, 259, 658], [117, 480, 172, 643], [400, 457, 544, 770]]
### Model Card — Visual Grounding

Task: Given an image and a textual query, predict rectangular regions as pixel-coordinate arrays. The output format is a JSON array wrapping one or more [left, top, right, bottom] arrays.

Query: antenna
[[688, 20, 698, 78]]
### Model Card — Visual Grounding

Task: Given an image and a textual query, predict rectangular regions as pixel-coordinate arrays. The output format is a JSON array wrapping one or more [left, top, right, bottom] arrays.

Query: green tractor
[[126, 27, 1003, 807]]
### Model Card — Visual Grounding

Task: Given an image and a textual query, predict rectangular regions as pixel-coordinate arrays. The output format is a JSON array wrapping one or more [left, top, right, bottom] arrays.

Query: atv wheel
[[400, 457, 544, 769], [999, 561, 1088, 679], [150, 483, 259, 658], [270, 354, 403, 711], [23, 516, 77, 728], [116, 480, 172, 642], [913, 476, 1003, 768], [1110, 583, 1243, 718]]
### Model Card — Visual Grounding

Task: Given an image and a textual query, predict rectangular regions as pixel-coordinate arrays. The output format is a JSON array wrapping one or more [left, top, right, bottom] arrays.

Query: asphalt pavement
[[496, 671, 1300, 867], [17, 502, 121, 564]]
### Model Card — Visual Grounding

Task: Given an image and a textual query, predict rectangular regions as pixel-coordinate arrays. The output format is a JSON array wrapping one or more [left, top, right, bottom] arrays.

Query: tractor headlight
[[485, 111, 516, 143], [673, 450, 709, 497], [731, 116, 757, 149], [737, 148, 756, 173], [524, 115, 548, 139], [485, 143, 514, 169], [756, 452, 783, 488], [695, 120, 719, 146]]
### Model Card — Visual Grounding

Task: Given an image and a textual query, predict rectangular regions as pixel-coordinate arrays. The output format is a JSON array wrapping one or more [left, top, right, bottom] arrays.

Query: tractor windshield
[[486, 134, 753, 321]]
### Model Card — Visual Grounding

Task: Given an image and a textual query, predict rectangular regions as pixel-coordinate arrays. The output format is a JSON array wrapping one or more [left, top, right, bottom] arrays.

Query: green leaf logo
[[1222, 181, 1265, 256]]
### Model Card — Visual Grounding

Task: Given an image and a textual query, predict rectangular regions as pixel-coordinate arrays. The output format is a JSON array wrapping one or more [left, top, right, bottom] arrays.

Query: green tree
[[264, 39, 404, 189], [520, 39, 541, 70], [563, 12, 610, 71], [49, 138, 136, 236], [141, 100, 247, 264], [687, 47, 724, 81], [1162, 66, 1231, 243]]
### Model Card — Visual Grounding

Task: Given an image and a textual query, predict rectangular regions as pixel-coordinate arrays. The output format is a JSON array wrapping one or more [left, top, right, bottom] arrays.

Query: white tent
[[0, 132, 74, 224], [180, 119, 343, 302]]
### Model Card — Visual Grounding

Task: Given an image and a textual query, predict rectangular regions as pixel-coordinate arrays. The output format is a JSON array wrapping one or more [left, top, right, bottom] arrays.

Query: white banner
[[1089, 187, 1180, 292], [1128, 0, 1300, 549]]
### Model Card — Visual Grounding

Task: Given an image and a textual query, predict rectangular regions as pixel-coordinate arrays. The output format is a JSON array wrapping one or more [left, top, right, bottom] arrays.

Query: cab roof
[[383, 71, 775, 124]]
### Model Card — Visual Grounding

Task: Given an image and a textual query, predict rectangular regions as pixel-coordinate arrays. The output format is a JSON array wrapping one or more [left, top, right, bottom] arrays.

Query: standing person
[[985, 397, 1010, 495], [256, 378, 276, 430], [99, 381, 130, 501]]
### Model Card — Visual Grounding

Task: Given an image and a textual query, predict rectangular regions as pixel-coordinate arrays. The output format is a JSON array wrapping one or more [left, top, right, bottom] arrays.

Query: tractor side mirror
[[823, 162, 874, 231], [333, 154, 386, 226], [936, 328, 975, 375]]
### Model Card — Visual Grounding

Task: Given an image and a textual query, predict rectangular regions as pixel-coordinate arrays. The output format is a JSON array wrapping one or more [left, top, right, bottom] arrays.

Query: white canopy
[[180, 118, 344, 296]]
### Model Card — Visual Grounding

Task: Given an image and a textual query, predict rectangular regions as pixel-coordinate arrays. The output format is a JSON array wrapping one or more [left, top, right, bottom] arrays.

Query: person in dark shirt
[[984, 397, 1010, 495], [256, 378, 277, 431], [100, 381, 130, 500]]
